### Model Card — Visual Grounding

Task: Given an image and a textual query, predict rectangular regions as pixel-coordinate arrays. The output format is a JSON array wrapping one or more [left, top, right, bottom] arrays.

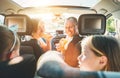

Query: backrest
[[21, 39, 44, 60], [36, 60, 120, 78], [51, 34, 66, 50], [20, 46, 34, 55]]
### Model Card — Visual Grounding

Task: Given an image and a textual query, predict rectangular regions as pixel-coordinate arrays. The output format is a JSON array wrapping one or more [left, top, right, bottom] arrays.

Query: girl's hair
[[0, 25, 20, 60], [91, 35, 120, 71], [81, 35, 120, 71]]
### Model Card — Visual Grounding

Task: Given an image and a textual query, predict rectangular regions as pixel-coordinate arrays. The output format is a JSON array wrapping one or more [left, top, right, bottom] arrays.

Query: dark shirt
[[0, 54, 36, 78], [21, 39, 44, 60]]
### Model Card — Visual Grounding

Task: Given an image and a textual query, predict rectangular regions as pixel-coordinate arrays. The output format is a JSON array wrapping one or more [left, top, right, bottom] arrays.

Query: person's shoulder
[[0, 55, 36, 78], [9, 54, 36, 65], [73, 34, 83, 40]]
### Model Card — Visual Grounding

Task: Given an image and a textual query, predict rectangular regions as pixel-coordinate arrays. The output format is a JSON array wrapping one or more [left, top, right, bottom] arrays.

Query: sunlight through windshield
[[12, 0, 101, 7]]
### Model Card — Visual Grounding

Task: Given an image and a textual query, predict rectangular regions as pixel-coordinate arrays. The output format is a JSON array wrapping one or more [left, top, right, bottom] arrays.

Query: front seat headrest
[[78, 14, 106, 35], [4, 14, 32, 36]]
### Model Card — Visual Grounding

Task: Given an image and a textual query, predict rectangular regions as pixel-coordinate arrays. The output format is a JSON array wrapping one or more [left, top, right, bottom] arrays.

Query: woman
[[78, 35, 120, 71], [31, 18, 52, 52], [21, 19, 52, 60], [0, 25, 36, 78]]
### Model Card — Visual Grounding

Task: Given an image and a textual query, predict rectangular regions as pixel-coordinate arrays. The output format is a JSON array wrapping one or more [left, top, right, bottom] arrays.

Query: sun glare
[[29, 0, 51, 7], [12, 0, 101, 7]]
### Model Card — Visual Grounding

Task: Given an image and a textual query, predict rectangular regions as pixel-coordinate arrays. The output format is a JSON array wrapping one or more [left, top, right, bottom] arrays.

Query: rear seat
[[20, 46, 34, 55]]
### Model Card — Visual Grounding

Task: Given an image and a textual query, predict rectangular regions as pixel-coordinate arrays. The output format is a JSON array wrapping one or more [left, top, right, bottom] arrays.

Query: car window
[[17, 6, 96, 35], [105, 15, 120, 39], [29, 13, 80, 35], [0, 15, 5, 25]]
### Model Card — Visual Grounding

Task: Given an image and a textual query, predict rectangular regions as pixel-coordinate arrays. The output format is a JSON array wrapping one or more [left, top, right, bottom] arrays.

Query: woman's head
[[65, 17, 78, 37], [31, 19, 45, 37], [78, 35, 120, 71], [0, 25, 20, 61]]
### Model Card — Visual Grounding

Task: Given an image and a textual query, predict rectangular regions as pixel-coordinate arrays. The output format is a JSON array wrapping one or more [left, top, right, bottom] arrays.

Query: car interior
[[1, 0, 120, 78], [4, 14, 35, 55]]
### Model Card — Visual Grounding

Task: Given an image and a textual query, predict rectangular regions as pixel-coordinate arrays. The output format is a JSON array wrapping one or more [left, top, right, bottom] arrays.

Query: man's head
[[65, 17, 78, 37]]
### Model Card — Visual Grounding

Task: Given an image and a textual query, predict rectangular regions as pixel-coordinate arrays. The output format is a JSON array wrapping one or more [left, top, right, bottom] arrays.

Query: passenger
[[0, 25, 36, 78], [36, 51, 120, 78], [35, 50, 104, 78], [35, 35, 120, 77], [21, 18, 52, 60], [77, 35, 120, 71], [31, 18, 52, 52], [56, 17, 83, 67]]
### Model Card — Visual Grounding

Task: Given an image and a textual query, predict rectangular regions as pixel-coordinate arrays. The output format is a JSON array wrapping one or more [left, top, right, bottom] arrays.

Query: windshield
[[12, 0, 101, 7], [10, 0, 101, 34]]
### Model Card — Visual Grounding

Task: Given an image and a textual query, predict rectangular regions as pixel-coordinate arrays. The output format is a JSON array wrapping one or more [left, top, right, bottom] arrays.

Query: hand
[[38, 38, 48, 51], [56, 38, 68, 53]]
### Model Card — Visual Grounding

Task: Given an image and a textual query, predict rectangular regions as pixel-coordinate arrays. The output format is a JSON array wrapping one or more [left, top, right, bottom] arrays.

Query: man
[[57, 17, 83, 67]]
